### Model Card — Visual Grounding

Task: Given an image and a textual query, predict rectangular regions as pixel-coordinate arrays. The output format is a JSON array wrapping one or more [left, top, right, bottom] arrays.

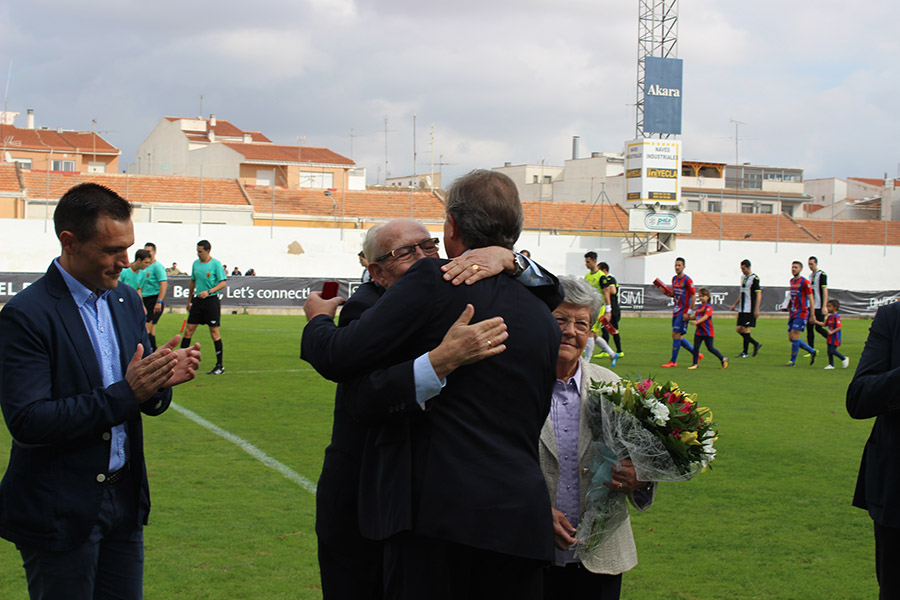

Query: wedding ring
[[487, 339, 493, 348], [472, 264, 480, 272], [617, 482, 623, 489]]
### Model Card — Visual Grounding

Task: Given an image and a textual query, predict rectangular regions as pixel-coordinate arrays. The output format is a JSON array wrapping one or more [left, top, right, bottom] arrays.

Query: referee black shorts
[[737, 312, 756, 328], [188, 295, 221, 327], [143, 295, 163, 324]]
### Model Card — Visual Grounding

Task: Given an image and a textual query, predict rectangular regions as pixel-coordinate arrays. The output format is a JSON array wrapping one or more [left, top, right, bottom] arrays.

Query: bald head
[[364, 219, 438, 288]]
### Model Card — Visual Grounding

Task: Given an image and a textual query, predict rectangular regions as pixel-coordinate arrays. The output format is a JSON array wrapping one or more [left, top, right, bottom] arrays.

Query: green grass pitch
[[0, 312, 881, 599]]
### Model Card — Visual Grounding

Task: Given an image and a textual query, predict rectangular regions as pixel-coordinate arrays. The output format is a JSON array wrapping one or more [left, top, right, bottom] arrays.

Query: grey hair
[[362, 224, 385, 262], [558, 275, 604, 324], [445, 170, 523, 250]]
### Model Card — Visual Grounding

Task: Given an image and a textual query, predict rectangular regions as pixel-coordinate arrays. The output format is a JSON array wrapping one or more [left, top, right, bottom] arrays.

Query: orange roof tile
[[849, 177, 899, 188], [0, 124, 118, 154], [226, 143, 354, 166], [521, 201, 630, 232], [164, 117, 273, 142], [0, 163, 21, 193], [681, 212, 900, 245], [244, 187, 445, 221], [20, 170, 250, 206]]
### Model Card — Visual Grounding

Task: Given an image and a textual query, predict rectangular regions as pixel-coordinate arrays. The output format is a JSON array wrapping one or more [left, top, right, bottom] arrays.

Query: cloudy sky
[[2, 0, 898, 185]]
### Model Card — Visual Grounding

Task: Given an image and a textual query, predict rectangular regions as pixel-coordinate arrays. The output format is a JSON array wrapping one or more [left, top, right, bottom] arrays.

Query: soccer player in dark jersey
[[598, 261, 623, 355], [689, 288, 728, 369], [661, 257, 699, 367], [806, 256, 829, 351], [821, 299, 850, 369], [784, 260, 817, 366], [729, 259, 762, 358]]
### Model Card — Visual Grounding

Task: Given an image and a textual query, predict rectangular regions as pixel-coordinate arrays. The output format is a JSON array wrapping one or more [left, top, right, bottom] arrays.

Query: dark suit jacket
[[0, 262, 171, 551], [302, 257, 561, 562], [316, 281, 419, 547], [847, 301, 900, 528]]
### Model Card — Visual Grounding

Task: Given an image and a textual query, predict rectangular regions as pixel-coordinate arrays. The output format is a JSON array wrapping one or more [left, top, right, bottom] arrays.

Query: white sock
[[583, 337, 595, 359], [595, 336, 616, 357]]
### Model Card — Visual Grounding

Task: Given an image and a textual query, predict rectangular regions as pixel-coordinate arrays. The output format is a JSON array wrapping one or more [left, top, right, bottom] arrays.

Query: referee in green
[[182, 240, 228, 374], [141, 242, 168, 351]]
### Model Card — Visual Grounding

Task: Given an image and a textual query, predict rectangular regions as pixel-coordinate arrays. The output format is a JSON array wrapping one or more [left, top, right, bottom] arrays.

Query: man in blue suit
[[0, 183, 201, 600]]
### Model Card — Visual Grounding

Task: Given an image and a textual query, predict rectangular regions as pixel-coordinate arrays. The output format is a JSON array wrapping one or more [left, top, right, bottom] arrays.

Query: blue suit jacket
[[0, 262, 171, 551]]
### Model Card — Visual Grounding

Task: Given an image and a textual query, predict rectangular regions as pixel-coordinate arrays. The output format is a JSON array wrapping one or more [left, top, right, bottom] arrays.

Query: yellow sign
[[646, 168, 678, 179]]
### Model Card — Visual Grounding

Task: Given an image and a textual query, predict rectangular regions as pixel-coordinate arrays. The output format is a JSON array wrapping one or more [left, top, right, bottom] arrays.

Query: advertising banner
[[628, 208, 692, 234], [625, 139, 681, 205], [0, 273, 895, 317], [643, 56, 683, 135]]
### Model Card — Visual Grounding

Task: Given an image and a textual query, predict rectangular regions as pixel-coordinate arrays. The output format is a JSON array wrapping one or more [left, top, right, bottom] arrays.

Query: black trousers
[[875, 521, 900, 599], [807, 308, 828, 346], [543, 563, 622, 600], [383, 532, 543, 600]]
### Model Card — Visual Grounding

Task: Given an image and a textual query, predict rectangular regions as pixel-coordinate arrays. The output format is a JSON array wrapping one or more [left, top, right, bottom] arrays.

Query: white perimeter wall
[[1, 218, 898, 291]]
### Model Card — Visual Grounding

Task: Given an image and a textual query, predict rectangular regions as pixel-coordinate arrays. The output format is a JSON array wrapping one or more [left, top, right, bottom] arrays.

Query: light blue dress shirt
[[55, 260, 128, 472]]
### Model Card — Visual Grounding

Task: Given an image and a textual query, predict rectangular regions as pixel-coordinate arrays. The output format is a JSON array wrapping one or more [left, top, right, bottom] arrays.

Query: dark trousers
[[807, 308, 828, 347], [317, 527, 383, 600], [692, 334, 725, 365], [17, 471, 143, 600], [875, 521, 900, 599], [383, 532, 543, 600], [543, 563, 622, 600]]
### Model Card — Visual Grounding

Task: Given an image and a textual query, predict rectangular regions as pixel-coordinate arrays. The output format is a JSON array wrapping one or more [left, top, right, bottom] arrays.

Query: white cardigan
[[539, 360, 655, 575]]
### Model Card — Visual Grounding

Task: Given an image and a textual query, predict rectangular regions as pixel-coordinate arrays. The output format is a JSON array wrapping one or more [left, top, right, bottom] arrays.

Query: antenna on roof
[[199, 95, 203, 119], [2, 60, 13, 162]]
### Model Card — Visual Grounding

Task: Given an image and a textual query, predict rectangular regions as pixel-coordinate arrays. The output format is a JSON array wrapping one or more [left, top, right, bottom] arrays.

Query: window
[[52, 160, 75, 171], [686, 199, 701, 211], [543, 175, 552, 183], [707, 200, 721, 212], [759, 203, 773, 214], [782, 205, 794, 217], [256, 169, 275, 186], [741, 203, 755, 214], [533, 175, 539, 183], [299, 171, 334, 189], [10, 158, 32, 169]]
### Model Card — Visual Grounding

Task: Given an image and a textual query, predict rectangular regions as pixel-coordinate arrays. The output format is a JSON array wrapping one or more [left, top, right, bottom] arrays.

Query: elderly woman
[[540, 276, 656, 599]]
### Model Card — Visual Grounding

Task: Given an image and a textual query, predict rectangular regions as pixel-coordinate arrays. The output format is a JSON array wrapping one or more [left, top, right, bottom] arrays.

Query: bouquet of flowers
[[574, 376, 717, 558]]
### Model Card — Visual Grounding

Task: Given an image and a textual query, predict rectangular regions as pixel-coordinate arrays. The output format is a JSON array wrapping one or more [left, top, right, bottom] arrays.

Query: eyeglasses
[[374, 238, 440, 263], [554, 315, 591, 334]]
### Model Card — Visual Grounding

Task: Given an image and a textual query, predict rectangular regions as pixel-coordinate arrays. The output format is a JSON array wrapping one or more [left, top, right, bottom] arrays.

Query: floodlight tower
[[635, 0, 679, 139]]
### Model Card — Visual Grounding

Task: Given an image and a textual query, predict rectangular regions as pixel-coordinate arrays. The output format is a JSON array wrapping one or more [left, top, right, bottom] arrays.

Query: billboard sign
[[643, 56, 683, 135], [628, 208, 692, 234], [624, 139, 681, 205]]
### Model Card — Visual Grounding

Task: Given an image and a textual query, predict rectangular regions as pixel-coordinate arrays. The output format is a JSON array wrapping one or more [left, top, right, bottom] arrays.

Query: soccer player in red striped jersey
[[784, 260, 817, 366], [661, 257, 700, 367]]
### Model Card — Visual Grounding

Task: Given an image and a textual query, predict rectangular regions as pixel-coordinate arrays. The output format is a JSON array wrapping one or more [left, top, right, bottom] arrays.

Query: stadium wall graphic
[[0, 274, 896, 316]]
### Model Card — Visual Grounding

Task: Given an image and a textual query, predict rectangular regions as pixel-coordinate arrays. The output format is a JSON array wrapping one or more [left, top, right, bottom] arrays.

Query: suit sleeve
[[0, 302, 143, 446], [847, 304, 900, 420], [301, 259, 444, 382], [332, 284, 422, 424]]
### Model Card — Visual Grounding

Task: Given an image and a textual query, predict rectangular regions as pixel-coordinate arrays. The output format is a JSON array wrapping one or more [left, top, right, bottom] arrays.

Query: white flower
[[649, 401, 669, 425]]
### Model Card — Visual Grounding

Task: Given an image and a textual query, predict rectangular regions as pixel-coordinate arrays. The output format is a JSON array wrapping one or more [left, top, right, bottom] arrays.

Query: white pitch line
[[170, 402, 317, 495]]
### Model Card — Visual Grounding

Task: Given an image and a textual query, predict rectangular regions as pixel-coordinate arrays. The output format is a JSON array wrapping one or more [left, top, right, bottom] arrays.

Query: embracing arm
[[847, 304, 900, 420]]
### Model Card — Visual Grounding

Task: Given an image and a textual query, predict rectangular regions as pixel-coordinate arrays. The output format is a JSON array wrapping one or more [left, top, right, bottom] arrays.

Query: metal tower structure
[[635, 0, 679, 139]]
